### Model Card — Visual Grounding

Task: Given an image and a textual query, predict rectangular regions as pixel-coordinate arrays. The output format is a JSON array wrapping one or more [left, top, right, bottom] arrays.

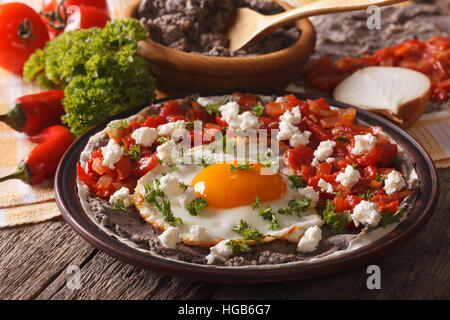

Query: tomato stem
[[40, 1, 68, 31], [17, 18, 35, 43]]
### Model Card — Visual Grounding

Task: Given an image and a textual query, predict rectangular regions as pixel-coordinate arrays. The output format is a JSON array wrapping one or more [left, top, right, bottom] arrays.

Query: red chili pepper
[[0, 125, 73, 185], [0, 90, 65, 135]]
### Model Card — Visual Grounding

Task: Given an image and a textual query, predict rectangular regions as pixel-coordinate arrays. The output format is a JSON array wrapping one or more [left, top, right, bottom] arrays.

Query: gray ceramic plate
[[55, 92, 439, 283]]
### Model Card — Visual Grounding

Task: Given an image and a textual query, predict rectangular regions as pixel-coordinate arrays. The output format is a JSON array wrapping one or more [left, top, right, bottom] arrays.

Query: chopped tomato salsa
[[303, 36, 450, 102]]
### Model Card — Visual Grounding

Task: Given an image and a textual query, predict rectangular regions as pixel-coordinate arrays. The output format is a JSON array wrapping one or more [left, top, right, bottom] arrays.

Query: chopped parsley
[[154, 198, 182, 227], [124, 144, 141, 162], [186, 197, 208, 216], [336, 136, 351, 143], [204, 103, 220, 115], [252, 197, 261, 209], [277, 198, 311, 216], [179, 181, 189, 191], [375, 172, 385, 183], [229, 161, 254, 172], [322, 200, 352, 232], [352, 163, 359, 170], [108, 120, 129, 130], [257, 206, 280, 230], [227, 220, 263, 254], [144, 179, 164, 203], [359, 189, 375, 201], [380, 209, 405, 228], [112, 199, 127, 212], [251, 102, 265, 116], [288, 175, 305, 189], [157, 137, 169, 144]]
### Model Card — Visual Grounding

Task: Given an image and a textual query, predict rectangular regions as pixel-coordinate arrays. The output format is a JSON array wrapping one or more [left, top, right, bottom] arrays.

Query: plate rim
[[55, 91, 439, 283]]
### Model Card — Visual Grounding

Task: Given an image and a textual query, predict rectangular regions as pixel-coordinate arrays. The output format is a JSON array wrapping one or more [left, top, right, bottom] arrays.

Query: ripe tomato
[[64, 6, 110, 32], [0, 3, 50, 75], [42, 0, 109, 36]]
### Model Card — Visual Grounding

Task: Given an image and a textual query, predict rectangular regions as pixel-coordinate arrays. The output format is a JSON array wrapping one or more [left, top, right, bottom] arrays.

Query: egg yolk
[[191, 161, 287, 208]]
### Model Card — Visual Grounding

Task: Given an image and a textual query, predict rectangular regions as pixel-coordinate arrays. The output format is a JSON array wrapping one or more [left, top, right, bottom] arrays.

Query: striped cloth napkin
[[0, 0, 448, 227]]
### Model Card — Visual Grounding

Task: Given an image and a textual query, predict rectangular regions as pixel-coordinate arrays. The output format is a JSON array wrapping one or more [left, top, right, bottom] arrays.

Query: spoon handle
[[267, 0, 405, 30]]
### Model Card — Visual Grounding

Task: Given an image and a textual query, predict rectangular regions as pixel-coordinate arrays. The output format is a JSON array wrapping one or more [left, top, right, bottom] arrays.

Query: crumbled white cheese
[[351, 133, 377, 156], [158, 227, 180, 249], [196, 96, 223, 107], [236, 111, 260, 131], [219, 101, 240, 128], [159, 174, 183, 197], [297, 225, 322, 253], [336, 165, 361, 188], [289, 131, 312, 148], [384, 170, 406, 195], [109, 187, 132, 207], [311, 157, 320, 167], [176, 186, 197, 207], [352, 200, 381, 228], [188, 225, 209, 242], [298, 186, 320, 204], [318, 178, 334, 194], [325, 157, 335, 163], [101, 139, 123, 169], [276, 108, 310, 147], [279, 107, 301, 125], [157, 120, 186, 136], [206, 240, 234, 264], [156, 141, 175, 165], [131, 127, 158, 147], [314, 140, 336, 162]]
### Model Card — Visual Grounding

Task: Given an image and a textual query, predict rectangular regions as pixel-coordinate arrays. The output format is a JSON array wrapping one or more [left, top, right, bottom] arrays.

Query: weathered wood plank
[[38, 251, 216, 300], [0, 218, 96, 300]]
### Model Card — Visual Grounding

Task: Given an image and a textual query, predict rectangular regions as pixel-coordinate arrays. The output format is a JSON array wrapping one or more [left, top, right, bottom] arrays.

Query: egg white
[[133, 144, 324, 247]]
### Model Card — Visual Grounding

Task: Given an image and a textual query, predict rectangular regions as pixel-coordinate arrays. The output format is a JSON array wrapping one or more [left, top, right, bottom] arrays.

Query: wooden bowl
[[122, 0, 316, 95]]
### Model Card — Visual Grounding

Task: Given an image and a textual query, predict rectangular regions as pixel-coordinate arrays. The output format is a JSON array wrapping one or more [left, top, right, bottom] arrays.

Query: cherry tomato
[[0, 3, 50, 75], [159, 100, 184, 119], [64, 6, 110, 32]]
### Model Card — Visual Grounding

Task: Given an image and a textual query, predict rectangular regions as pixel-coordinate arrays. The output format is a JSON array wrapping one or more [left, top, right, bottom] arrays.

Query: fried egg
[[133, 143, 324, 248]]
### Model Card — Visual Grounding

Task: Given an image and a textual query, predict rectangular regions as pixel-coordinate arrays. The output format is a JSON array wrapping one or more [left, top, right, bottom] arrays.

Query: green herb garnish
[[227, 220, 263, 254], [108, 120, 129, 130], [124, 144, 141, 162], [204, 103, 220, 115], [144, 179, 164, 203], [252, 197, 261, 209], [352, 163, 359, 170], [322, 200, 352, 232], [258, 206, 280, 230], [380, 209, 405, 228], [336, 136, 351, 143], [23, 19, 156, 136], [251, 102, 265, 116], [288, 175, 305, 189], [375, 172, 385, 183], [179, 181, 189, 191], [112, 199, 127, 212], [229, 161, 254, 172], [277, 198, 311, 216], [359, 189, 375, 201], [186, 197, 208, 216], [154, 198, 182, 227]]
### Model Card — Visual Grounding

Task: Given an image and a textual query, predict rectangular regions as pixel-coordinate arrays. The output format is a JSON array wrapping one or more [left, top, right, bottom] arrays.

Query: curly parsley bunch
[[23, 19, 156, 136]]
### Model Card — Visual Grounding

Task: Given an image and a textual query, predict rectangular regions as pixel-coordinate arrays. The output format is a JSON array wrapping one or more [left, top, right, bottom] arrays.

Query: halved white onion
[[333, 67, 431, 128]]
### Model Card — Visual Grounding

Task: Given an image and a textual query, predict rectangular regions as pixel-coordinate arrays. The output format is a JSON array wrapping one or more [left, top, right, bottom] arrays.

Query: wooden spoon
[[226, 0, 406, 52]]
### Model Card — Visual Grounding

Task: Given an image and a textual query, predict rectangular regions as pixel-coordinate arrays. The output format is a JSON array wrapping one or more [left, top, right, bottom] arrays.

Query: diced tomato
[[299, 164, 316, 179], [258, 116, 279, 130], [185, 108, 209, 121], [265, 101, 288, 118], [363, 165, 378, 180], [159, 100, 183, 118], [143, 115, 166, 128], [234, 92, 259, 109], [77, 163, 97, 190], [167, 115, 187, 122], [302, 116, 331, 141], [115, 156, 135, 181], [356, 140, 398, 167], [379, 200, 399, 214], [307, 98, 335, 118], [284, 145, 314, 171], [316, 162, 332, 177], [96, 174, 114, 197], [137, 154, 159, 176]]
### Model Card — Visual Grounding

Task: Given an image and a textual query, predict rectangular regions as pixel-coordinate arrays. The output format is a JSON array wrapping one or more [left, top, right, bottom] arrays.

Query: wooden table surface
[[0, 169, 448, 300]]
